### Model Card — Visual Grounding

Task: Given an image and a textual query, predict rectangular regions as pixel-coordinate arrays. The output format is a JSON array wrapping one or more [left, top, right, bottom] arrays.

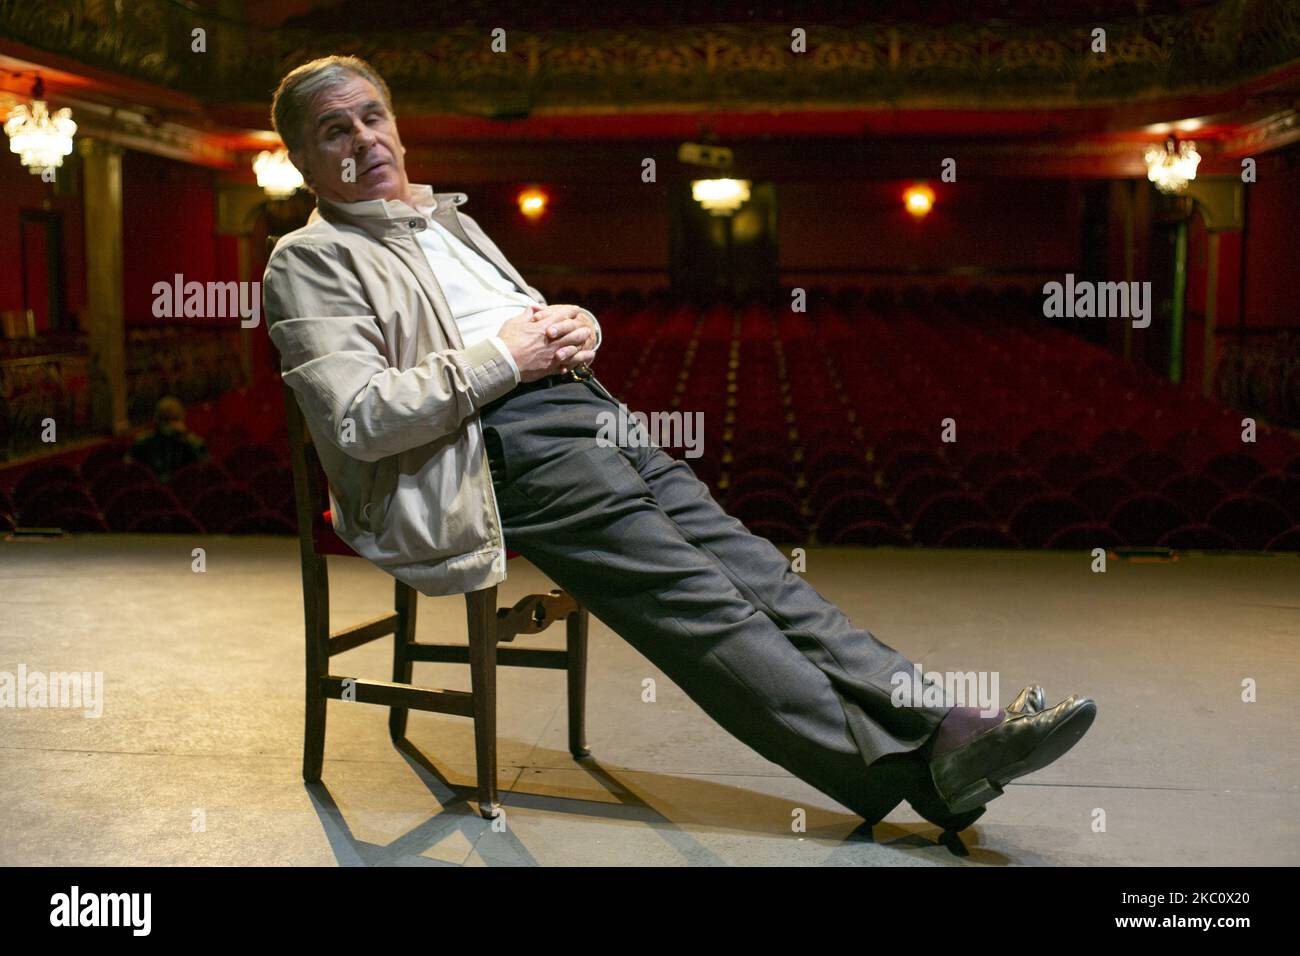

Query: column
[[79, 138, 128, 435]]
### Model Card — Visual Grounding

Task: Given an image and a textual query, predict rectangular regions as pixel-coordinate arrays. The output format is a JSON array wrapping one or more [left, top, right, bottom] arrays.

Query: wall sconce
[[903, 183, 935, 219], [517, 186, 548, 219]]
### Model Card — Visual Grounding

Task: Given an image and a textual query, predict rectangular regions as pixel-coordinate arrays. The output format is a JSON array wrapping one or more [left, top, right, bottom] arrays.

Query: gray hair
[[271, 55, 395, 153]]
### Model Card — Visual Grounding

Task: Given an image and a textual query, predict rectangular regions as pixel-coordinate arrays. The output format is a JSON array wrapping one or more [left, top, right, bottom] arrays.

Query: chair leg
[[466, 586, 501, 819], [566, 606, 592, 759], [389, 581, 418, 742], [303, 561, 329, 783]]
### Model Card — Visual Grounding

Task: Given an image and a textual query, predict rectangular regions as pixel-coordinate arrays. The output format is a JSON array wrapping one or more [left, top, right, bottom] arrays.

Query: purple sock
[[929, 705, 1006, 759]]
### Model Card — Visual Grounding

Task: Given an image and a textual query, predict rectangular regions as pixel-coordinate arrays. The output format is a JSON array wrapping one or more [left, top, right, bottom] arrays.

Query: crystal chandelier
[[692, 178, 751, 216], [5, 93, 77, 175], [1145, 136, 1201, 195], [253, 148, 304, 198]]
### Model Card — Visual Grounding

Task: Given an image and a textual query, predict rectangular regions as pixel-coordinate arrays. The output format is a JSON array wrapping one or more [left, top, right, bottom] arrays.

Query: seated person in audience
[[127, 396, 208, 482]]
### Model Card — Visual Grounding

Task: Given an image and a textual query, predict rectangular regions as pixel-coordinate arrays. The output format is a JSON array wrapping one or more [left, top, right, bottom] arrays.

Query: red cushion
[[311, 508, 354, 557]]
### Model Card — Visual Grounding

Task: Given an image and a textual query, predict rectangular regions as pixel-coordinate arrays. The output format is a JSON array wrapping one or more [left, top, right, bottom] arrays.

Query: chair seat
[[315, 509, 358, 557]]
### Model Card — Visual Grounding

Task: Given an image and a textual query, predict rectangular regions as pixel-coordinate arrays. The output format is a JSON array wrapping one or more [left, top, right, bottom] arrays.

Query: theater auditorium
[[1, 1, 1298, 868]]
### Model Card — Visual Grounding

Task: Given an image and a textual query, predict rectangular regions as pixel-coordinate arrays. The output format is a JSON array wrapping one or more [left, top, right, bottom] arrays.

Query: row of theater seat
[[591, 298, 1300, 549], [0, 381, 297, 534], [0, 442, 296, 535], [713, 442, 1300, 549], [4, 295, 1300, 550]]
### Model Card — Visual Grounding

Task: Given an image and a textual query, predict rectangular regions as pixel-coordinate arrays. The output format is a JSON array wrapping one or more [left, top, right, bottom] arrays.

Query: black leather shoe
[[927, 694, 1097, 816], [1006, 685, 1046, 717], [902, 686, 1054, 834]]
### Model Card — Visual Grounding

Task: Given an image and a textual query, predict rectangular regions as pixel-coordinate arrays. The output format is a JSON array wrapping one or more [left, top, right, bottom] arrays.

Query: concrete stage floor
[[1, 534, 1297, 867]]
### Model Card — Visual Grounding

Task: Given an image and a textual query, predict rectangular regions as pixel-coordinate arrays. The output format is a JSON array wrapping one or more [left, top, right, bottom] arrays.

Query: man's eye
[[366, 114, 383, 124]]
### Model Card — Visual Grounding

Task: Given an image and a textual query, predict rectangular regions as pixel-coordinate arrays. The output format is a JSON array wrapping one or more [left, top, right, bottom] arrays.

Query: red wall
[[0, 156, 87, 328], [777, 179, 1080, 277], [0, 149, 229, 330], [1242, 144, 1300, 330], [440, 178, 1081, 295], [426, 181, 672, 294], [122, 152, 224, 324]]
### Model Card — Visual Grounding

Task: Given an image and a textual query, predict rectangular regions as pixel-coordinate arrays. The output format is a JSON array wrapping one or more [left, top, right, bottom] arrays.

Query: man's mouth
[[361, 159, 388, 175]]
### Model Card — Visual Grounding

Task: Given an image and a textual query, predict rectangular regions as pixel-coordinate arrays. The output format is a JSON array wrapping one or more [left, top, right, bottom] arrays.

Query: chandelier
[[692, 178, 751, 216], [5, 93, 77, 175], [253, 148, 304, 198], [1145, 136, 1201, 195]]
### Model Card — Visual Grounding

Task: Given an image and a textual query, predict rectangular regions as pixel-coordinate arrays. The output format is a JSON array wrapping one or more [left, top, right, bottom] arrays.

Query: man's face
[[291, 74, 411, 205]]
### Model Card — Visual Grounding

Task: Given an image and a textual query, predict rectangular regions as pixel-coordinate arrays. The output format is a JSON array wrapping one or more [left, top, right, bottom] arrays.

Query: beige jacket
[[263, 184, 605, 596]]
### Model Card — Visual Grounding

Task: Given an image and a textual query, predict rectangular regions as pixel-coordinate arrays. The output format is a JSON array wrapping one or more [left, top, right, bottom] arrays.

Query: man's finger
[[537, 304, 581, 324], [551, 328, 591, 350], [545, 319, 581, 339]]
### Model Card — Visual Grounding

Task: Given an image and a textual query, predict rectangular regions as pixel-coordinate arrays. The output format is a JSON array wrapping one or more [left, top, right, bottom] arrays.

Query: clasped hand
[[496, 304, 598, 383]]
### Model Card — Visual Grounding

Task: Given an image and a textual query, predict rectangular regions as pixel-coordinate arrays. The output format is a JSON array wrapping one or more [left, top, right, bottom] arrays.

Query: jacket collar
[[310, 184, 468, 240]]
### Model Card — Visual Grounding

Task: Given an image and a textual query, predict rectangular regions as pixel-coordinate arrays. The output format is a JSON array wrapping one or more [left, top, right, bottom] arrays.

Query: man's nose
[[352, 120, 378, 149]]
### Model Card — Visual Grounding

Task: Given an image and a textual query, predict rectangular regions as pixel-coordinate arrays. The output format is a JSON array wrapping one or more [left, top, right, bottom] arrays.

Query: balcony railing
[[3, 0, 1298, 111]]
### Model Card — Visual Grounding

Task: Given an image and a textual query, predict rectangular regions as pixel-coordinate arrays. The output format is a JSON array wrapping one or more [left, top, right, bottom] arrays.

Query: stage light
[[692, 178, 751, 216], [517, 187, 548, 218], [253, 148, 304, 198], [904, 184, 935, 219], [4, 76, 76, 176], [1145, 136, 1200, 194]]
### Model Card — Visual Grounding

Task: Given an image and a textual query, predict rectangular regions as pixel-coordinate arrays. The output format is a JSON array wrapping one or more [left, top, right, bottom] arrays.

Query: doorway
[[670, 181, 777, 303], [19, 210, 67, 333]]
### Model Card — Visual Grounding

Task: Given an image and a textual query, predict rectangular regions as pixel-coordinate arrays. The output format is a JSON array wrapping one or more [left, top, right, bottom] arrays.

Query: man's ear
[[288, 149, 313, 189]]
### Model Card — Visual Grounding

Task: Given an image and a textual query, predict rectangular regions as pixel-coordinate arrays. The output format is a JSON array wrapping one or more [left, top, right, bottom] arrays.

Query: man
[[127, 395, 208, 482], [263, 55, 1096, 837]]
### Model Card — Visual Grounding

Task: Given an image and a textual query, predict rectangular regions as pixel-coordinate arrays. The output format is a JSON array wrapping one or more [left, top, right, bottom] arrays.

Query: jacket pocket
[[360, 456, 399, 532]]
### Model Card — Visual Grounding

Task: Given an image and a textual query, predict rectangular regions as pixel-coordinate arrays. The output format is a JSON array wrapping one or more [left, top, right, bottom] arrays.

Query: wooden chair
[[281, 358, 591, 819]]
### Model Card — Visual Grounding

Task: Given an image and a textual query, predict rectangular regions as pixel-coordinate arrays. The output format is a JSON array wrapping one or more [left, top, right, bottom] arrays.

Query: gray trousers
[[481, 374, 952, 823]]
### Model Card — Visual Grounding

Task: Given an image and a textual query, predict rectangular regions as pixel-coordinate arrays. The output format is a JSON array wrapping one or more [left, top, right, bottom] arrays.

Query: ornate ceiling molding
[[1218, 108, 1300, 154], [2, 0, 1298, 116]]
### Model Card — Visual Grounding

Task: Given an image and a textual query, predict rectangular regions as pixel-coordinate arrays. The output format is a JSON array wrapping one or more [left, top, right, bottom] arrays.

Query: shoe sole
[[935, 699, 1098, 815], [907, 795, 987, 834]]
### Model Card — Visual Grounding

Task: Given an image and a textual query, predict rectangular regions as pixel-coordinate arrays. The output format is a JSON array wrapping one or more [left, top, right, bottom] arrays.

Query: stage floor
[[2, 534, 1297, 867]]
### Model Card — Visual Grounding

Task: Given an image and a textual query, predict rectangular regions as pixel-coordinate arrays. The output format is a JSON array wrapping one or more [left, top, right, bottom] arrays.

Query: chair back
[[281, 365, 361, 563], [270, 228, 359, 573]]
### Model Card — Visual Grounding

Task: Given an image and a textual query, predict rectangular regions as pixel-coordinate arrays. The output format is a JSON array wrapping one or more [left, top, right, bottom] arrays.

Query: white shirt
[[330, 186, 601, 385], [407, 191, 600, 384]]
